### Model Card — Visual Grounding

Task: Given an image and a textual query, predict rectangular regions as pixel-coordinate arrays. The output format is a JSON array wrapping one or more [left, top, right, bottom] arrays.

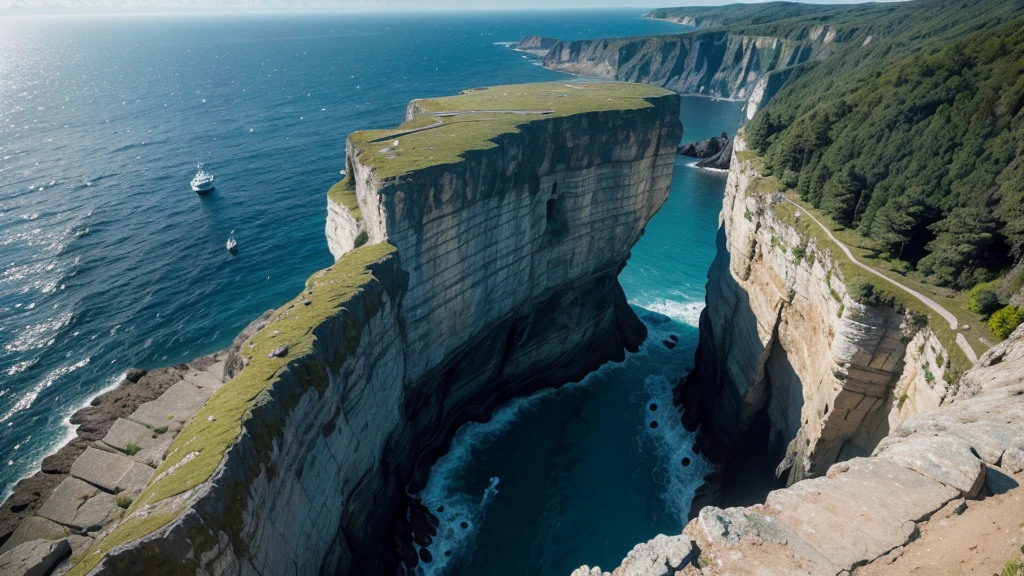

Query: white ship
[[191, 163, 215, 193], [226, 230, 238, 253]]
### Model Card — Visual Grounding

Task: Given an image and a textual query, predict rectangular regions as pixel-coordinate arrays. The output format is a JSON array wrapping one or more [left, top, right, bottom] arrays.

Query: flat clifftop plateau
[[677, 135, 958, 503], [573, 322, 1024, 576], [50, 82, 681, 576]]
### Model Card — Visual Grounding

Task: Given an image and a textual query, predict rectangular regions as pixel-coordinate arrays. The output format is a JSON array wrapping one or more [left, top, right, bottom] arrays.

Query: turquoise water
[[0, 10, 747, 573], [415, 98, 745, 576]]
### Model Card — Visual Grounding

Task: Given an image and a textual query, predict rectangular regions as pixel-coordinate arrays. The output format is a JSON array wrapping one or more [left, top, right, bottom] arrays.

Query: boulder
[[0, 538, 70, 576]]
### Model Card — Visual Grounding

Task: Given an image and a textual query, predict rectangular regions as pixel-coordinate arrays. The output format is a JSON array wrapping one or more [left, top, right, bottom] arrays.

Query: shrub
[[124, 443, 142, 456], [967, 281, 1002, 315], [1002, 557, 1024, 576], [116, 495, 133, 509], [988, 306, 1024, 340]]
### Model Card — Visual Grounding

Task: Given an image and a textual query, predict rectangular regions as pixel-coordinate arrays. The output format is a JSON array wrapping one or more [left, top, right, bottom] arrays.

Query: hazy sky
[[0, 0, 892, 15]]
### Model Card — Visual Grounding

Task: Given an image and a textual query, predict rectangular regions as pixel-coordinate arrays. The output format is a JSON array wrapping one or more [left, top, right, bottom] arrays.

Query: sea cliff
[[570, 140, 1024, 576], [540, 29, 839, 115], [676, 135, 956, 501], [42, 82, 681, 576]]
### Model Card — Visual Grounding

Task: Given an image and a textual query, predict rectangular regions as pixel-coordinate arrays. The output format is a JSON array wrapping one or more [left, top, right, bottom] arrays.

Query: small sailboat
[[226, 230, 238, 253], [191, 163, 215, 193]]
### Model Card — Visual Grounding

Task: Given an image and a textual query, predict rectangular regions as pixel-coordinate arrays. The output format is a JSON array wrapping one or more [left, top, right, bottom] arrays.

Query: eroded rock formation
[[675, 136, 955, 506], [56, 82, 681, 576], [678, 133, 732, 170], [514, 35, 560, 57], [541, 31, 837, 104]]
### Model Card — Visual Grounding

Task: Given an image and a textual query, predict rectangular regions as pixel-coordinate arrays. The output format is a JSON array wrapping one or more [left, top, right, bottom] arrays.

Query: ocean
[[0, 10, 744, 574]]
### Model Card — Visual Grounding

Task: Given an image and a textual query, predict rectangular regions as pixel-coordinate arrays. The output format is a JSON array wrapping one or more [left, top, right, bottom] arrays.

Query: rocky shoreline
[[0, 309, 273, 573]]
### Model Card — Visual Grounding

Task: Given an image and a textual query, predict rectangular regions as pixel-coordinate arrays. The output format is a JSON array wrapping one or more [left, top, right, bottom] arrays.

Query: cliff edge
[[45, 82, 681, 576]]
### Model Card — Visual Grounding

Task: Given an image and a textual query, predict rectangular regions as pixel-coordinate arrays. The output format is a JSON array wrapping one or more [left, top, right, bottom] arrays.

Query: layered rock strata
[[572, 322, 1024, 576], [541, 30, 839, 104], [676, 136, 953, 504], [57, 82, 681, 576]]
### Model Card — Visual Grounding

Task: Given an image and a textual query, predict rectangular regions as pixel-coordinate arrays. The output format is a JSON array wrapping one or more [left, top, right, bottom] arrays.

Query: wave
[[0, 356, 90, 425], [634, 298, 703, 327], [410, 368, 606, 576], [639, 373, 711, 527]]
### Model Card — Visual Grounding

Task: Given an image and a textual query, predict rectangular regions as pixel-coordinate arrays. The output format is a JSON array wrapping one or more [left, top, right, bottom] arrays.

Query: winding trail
[[784, 198, 979, 363]]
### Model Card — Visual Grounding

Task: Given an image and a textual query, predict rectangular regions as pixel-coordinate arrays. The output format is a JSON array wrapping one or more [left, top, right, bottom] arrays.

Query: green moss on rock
[[67, 242, 398, 575], [348, 82, 673, 180]]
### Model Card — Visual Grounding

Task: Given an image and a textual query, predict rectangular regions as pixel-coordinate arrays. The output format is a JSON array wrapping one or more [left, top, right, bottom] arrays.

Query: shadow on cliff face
[[672, 224, 802, 513]]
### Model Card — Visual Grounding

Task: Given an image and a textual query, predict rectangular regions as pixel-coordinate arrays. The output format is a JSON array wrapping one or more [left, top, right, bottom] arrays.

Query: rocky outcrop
[[678, 133, 728, 159], [678, 133, 732, 170], [0, 358, 223, 556], [514, 35, 559, 57], [573, 322, 1024, 576], [542, 30, 837, 103], [66, 82, 682, 576], [675, 136, 953, 505]]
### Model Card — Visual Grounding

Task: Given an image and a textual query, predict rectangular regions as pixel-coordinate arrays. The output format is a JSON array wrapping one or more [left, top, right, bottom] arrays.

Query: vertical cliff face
[[677, 136, 952, 501], [71, 82, 681, 576], [542, 30, 837, 103]]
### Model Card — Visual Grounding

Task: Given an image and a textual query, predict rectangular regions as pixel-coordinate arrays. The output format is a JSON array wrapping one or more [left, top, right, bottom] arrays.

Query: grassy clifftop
[[347, 82, 673, 180]]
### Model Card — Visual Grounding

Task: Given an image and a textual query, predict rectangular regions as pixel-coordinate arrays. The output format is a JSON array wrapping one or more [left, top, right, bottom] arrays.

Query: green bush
[[116, 495, 133, 509], [988, 306, 1024, 340], [124, 443, 142, 456], [1002, 557, 1024, 576], [967, 281, 1002, 315]]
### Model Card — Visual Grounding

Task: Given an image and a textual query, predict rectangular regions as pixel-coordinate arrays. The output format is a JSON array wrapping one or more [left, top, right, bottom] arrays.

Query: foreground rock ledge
[[573, 323, 1024, 576], [51, 82, 681, 576]]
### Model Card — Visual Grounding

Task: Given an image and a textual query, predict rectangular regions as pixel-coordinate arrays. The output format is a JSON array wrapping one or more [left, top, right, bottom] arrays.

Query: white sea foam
[[3, 311, 73, 353], [640, 373, 711, 527], [0, 356, 90, 424], [411, 370, 603, 576], [636, 298, 704, 327]]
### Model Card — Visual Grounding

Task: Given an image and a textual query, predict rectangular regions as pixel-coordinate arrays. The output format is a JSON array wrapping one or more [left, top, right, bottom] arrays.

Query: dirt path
[[785, 198, 980, 363], [854, 477, 1024, 576]]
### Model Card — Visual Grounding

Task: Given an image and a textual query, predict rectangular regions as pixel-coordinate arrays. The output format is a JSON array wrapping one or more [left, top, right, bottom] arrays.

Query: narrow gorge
[[570, 137, 1024, 576], [18, 82, 683, 576]]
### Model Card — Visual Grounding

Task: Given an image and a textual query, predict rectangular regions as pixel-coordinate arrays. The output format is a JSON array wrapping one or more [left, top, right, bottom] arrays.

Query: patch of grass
[[770, 190, 985, 375], [699, 554, 713, 568], [327, 177, 362, 221], [348, 82, 672, 180], [153, 426, 168, 435], [124, 443, 142, 456], [1002, 557, 1024, 576], [116, 495, 133, 509], [67, 242, 398, 574]]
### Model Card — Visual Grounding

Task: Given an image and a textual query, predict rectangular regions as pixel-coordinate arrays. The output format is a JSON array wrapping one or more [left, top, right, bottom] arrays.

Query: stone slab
[[35, 478, 98, 527], [117, 462, 156, 497], [99, 418, 173, 466], [764, 458, 958, 572], [126, 380, 211, 431], [70, 492, 117, 533], [0, 538, 70, 576], [0, 516, 66, 556], [205, 360, 227, 383], [184, 369, 225, 392], [875, 433, 987, 497], [69, 447, 137, 493]]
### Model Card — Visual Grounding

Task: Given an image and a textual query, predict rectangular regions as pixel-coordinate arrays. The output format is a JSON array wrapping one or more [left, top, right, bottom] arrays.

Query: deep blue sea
[[0, 10, 744, 574]]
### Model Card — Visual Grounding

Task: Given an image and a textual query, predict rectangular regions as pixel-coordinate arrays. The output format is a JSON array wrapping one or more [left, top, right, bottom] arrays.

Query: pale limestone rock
[[325, 195, 366, 260], [0, 516, 67, 555], [874, 433, 986, 497], [0, 538, 70, 576], [83, 88, 682, 576], [614, 534, 695, 576]]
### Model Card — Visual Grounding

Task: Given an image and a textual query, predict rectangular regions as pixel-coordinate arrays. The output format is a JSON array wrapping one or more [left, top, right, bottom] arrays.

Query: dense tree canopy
[[739, 0, 1024, 288]]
